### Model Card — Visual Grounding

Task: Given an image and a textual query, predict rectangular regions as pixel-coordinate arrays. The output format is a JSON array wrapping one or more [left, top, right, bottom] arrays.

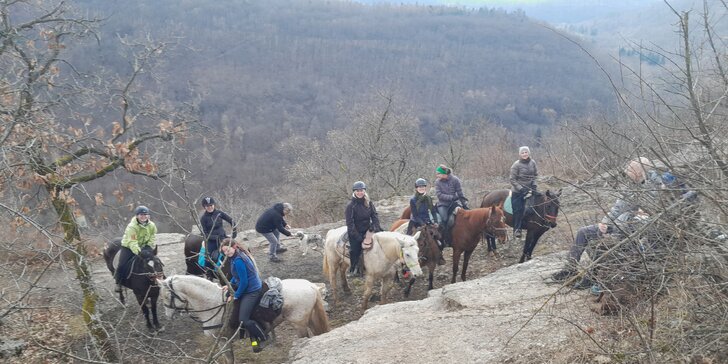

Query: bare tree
[[0, 1, 198, 360]]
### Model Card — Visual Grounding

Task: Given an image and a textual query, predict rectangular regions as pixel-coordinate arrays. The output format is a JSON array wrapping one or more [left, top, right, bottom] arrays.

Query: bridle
[[163, 277, 228, 330], [131, 256, 166, 282], [528, 194, 559, 225]]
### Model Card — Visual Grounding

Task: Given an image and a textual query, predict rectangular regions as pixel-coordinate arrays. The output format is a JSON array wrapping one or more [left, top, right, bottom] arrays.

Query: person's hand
[[285, 225, 292, 230], [226, 294, 233, 303], [222, 285, 228, 292], [524, 191, 532, 199], [598, 223, 609, 234]]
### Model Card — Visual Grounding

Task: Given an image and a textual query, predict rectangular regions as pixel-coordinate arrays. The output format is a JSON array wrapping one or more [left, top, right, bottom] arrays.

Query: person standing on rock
[[199, 196, 237, 281], [346, 181, 383, 278], [255, 202, 293, 263], [115, 205, 157, 293], [510, 146, 538, 240]]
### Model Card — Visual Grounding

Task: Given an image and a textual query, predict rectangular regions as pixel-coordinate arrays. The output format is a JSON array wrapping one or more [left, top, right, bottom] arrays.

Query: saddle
[[229, 277, 284, 335], [335, 230, 374, 258]]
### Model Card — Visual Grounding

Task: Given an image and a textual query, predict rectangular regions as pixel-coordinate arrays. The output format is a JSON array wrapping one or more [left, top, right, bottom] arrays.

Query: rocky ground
[[2, 182, 614, 363]]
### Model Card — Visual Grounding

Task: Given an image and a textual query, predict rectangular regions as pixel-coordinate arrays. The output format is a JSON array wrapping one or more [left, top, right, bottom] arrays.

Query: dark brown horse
[[389, 221, 443, 294], [450, 206, 508, 283], [480, 189, 561, 263], [183, 234, 232, 280]]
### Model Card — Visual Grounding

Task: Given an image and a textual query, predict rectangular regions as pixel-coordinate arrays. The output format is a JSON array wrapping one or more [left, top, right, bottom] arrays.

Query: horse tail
[[308, 288, 331, 335], [322, 251, 330, 277]]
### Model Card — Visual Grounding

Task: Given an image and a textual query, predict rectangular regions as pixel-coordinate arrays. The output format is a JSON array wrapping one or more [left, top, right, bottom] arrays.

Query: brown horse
[[390, 221, 443, 294], [481, 189, 561, 263], [449, 206, 508, 283], [183, 234, 232, 280]]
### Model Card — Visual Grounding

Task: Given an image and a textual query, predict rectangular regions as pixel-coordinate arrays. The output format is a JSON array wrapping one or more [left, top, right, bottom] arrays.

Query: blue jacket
[[255, 203, 292, 236], [410, 193, 436, 226], [230, 252, 262, 299]]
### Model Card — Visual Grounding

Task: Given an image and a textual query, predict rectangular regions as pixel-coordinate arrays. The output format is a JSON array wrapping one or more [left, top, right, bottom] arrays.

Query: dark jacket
[[435, 174, 464, 207], [200, 209, 237, 241], [510, 158, 538, 193], [345, 196, 382, 242], [230, 252, 262, 300], [255, 203, 291, 236], [410, 193, 436, 226]]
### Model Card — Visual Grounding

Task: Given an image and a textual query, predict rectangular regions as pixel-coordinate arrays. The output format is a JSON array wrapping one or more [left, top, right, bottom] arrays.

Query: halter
[[164, 277, 228, 330], [527, 195, 558, 225], [394, 238, 417, 272]]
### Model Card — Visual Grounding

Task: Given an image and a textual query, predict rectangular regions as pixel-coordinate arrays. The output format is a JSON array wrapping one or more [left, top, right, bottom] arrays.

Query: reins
[[164, 277, 228, 330]]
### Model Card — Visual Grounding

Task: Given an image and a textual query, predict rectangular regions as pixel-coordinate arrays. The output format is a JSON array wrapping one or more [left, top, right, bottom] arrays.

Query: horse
[[449, 206, 508, 283], [480, 189, 562, 263], [103, 238, 165, 331], [159, 275, 329, 361], [322, 227, 423, 309], [183, 234, 235, 280], [391, 221, 443, 295]]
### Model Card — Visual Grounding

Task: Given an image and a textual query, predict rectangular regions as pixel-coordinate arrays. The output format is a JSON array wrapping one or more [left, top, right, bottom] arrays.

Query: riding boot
[[115, 283, 123, 293]]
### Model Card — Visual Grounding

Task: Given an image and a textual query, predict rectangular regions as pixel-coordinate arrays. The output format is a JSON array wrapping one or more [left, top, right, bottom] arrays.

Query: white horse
[[322, 226, 423, 310], [159, 275, 330, 359]]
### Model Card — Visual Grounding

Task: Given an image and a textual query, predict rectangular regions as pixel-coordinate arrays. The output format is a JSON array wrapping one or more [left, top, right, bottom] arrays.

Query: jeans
[[511, 191, 526, 232], [262, 231, 280, 258], [568, 224, 613, 263], [238, 288, 266, 341], [114, 246, 135, 285]]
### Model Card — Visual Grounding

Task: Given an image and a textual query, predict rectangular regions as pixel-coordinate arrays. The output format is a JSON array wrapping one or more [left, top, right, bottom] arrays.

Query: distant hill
[[71, 0, 616, 197]]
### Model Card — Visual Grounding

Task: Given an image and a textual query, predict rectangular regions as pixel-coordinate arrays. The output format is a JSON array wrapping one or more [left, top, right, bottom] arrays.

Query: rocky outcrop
[[290, 253, 598, 364]]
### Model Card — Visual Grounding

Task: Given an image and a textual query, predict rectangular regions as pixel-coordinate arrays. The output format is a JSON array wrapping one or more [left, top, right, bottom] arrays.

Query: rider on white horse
[[221, 240, 268, 353]]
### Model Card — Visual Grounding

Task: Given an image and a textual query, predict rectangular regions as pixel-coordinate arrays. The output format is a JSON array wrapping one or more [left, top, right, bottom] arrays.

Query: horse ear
[[155, 278, 165, 286], [413, 231, 421, 240]]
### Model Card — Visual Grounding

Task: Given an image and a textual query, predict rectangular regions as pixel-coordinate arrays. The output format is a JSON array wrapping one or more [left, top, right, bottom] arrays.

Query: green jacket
[[121, 217, 157, 254]]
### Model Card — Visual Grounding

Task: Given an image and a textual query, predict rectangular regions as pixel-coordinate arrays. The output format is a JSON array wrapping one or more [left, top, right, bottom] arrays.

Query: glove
[[129, 243, 141, 255], [519, 187, 529, 194]]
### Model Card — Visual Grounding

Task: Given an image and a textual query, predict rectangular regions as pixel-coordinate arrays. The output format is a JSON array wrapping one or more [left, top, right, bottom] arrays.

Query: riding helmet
[[415, 178, 428, 187], [201, 196, 216, 207], [134, 205, 150, 215], [352, 181, 367, 191]]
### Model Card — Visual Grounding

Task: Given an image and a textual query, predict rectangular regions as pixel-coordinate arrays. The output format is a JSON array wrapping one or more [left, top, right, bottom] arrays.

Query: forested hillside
[[67, 0, 615, 211]]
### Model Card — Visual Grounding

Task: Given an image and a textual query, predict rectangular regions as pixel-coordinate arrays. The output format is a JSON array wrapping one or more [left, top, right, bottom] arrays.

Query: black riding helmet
[[134, 205, 150, 215], [415, 178, 428, 187], [352, 181, 367, 191], [201, 196, 216, 207]]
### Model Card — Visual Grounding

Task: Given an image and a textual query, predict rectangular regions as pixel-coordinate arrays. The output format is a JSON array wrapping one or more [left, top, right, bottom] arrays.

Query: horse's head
[[398, 233, 423, 277], [539, 189, 562, 228], [415, 224, 442, 262], [486, 206, 509, 242], [139, 247, 165, 281], [157, 277, 178, 319]]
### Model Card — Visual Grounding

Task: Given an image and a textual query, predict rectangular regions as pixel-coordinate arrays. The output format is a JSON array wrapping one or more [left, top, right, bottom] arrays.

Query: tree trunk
[[51, 195, 118, 362]]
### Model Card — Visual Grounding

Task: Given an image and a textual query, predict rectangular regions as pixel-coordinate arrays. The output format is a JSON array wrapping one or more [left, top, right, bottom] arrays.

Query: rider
[[435, 164, 467, 246], [115, 205, 158, 293], [221, 240, 267, 353], [200, 197, 238, 281], [551, 157, 661, 286], [345, 181, 383, 278], [510, 146, 538, 239], [255, 203, 293, 263], [409, 178, 446, 265]]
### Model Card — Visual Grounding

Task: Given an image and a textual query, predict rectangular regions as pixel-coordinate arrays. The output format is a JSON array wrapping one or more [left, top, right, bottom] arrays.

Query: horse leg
[[428, 265, 435, 290], [136, 293, 153, 330], [328, 265, 338, 305], [461, 250, 473, 282], [381, 276, 395, 305], [404, 278, 415, 298], [451, 248, 463, 284], [361, 275, 375, 311], [525, 230, 546, 261], [340, 265, 350, 294], [150, 294, 161, 331]]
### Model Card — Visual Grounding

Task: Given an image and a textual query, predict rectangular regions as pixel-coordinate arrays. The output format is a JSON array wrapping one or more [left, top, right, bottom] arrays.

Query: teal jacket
[[121, 217, 157, 254]]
